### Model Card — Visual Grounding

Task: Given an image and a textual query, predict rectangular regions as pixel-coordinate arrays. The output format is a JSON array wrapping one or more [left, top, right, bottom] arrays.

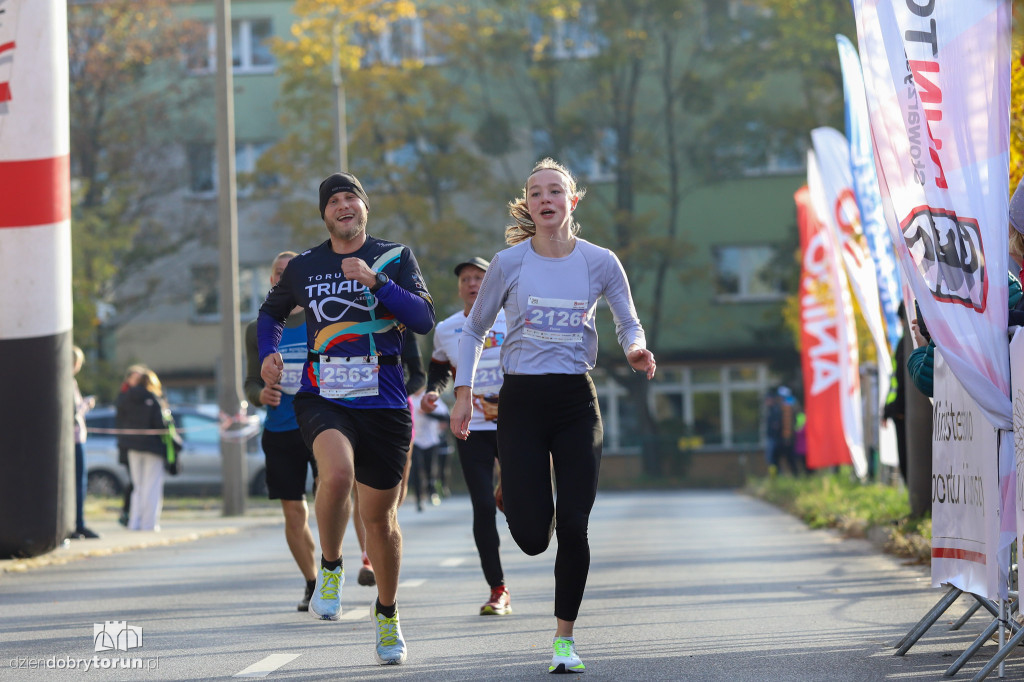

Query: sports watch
[[370, 271, 390, 293]]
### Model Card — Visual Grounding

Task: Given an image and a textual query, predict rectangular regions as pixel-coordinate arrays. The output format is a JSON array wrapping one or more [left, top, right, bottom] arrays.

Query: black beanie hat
[[319, 172, 369, 218]]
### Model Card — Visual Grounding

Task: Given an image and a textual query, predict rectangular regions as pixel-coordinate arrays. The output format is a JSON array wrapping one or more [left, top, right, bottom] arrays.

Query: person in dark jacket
[[116, 365, 147, 526], [116, 368, 171, 531], [907, 272, 1022, 397], [882, 330, 907, 485]]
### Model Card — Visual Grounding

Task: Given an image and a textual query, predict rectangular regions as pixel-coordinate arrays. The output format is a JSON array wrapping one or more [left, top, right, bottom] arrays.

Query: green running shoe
[[372, 602, 407, 665], [549, 637, 584, 674], [310, 566, 343, 620]]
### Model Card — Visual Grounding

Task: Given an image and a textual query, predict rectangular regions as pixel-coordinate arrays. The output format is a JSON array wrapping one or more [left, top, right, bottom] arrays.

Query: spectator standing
[[116, 364, 147, 526], [70, 345, 98, 540], [117, 368, 171, 531]]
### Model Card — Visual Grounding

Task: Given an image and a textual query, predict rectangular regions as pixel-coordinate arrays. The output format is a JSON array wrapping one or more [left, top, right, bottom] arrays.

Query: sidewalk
[[0, 503, 282, 575]]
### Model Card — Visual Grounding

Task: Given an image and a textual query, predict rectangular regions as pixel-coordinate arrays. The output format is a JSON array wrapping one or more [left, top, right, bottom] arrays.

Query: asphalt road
[[1, 490, 1020, 681]]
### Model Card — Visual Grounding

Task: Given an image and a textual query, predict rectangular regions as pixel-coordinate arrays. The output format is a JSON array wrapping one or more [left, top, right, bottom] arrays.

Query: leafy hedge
[[747, 470, 931, 563]]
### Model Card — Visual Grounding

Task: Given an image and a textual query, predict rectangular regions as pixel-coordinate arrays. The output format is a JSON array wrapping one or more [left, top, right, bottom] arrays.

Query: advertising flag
[[796, 159, 862, 473], [811, 126, 896, 470], [852, 0, 1011, 429], [835, 34, 903, 356], [853, 0, 1013, 593], [806, 152, 866, 476]]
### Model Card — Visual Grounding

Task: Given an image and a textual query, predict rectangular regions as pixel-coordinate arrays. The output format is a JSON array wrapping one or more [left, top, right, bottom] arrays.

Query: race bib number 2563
[[317, 355, 380, 399]]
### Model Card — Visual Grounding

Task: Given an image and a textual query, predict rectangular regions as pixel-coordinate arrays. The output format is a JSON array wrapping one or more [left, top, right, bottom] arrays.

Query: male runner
[[421, 256, 511, 615], [244, 251, 319, 612], [258, 172, 434, 665]]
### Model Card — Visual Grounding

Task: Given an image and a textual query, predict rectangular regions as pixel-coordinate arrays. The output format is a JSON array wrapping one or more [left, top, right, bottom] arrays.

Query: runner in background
[[422, 256, 511, 615], [410, 386, 447, 511], [244, 251, 320, 612], [352, 332, 425, 586]]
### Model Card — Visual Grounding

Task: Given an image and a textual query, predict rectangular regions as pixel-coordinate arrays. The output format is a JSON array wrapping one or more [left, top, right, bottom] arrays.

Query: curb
[[0, 515, 282, 576]]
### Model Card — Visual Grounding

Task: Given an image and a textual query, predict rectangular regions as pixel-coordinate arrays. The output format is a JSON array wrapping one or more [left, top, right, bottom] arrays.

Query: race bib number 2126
[[523, 296, 587, 343]]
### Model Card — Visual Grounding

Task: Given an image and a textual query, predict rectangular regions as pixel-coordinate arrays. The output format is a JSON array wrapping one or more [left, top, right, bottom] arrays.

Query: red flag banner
[[797, 181, 855, 470]]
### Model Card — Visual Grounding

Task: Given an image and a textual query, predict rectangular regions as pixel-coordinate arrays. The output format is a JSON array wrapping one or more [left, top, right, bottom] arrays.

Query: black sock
[[375, 598, 396, 618], [321, 555, 342, 572], [306, 579, 316, 591]]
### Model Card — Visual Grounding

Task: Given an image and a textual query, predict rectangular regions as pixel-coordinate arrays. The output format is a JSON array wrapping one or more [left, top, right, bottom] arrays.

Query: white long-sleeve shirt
[[455, 238, 646, 389]]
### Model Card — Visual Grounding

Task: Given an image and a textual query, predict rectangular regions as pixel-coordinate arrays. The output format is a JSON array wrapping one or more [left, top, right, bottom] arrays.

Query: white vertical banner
[[811, 126, 896, 471], [931, 350, 1002, 600], [852, 0, 1011, 429], [835, 34, 903, 358], [1010, 329, 1024, 595], [807, 151, 866, 477]]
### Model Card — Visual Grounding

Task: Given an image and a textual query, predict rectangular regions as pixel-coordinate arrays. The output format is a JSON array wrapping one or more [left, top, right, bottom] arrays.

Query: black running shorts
[[261, 428, 317, 501], [293, 392, 412, 490]]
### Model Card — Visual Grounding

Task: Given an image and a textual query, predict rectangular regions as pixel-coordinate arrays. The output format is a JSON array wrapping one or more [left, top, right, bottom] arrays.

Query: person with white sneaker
[[258, 172, 434, 665], [422, 256, 512, 616], [450, 159, 656, 674]]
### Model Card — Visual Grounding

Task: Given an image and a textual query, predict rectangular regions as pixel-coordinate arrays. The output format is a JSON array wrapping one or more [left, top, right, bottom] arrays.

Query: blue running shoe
[[372, 602, 407, 665], [549, 637, 584, 674], [310, 566, 343, 620]]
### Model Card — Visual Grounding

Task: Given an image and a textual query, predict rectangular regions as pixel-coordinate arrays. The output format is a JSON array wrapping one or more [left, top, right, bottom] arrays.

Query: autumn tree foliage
[[68, 0, 205, 394]]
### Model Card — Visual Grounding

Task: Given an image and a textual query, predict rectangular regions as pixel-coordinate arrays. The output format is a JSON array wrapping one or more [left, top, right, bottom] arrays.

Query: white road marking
[[400, 578, 426, 588], [440, 557, 465, 567], [233, 653, 301, 678]]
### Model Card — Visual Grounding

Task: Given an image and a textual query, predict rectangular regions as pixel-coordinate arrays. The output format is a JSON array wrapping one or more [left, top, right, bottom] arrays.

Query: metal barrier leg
[[945, 617, 1001, 677], [896, 587, 964, 655], [951, 601, 983, 631], [972, 616, 1024, 681]]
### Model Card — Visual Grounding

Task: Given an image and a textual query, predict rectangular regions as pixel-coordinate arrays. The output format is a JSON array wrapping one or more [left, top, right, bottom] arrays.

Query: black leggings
[[497, 373, 602, 622], [456, 430, 504, 588]]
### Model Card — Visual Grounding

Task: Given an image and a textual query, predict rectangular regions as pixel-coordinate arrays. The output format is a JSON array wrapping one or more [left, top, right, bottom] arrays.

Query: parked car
[[85, 405, 269, 496]]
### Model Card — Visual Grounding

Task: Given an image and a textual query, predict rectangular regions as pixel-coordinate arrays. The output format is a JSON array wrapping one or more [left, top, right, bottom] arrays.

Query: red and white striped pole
[[0, 0, 74, 557]]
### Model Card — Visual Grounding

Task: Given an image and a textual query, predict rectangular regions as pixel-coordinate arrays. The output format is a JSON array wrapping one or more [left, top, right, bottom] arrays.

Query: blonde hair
[[139, 369, 164, 398], [1010, 227, 1024, 267], [72, 345, 85, 366], [505, 158, 586, 245], [272, 250, 298, 267]]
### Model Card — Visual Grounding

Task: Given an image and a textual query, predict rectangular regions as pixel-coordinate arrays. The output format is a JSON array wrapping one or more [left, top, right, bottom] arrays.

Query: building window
[[187, 143, 216, 195], [186, 141, 276, 196], [593, 363, 773, 453], [702, 0, 772, 48], [356, 12, 446, 67], [532, 128, 617, 183], [190, 264, 270, 323], [712, 245, 785, 302], [529, 5, 606, 61], [359, 137, 454, 192], [188, 19, 275, 74], [712, 121, 805, 178]]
